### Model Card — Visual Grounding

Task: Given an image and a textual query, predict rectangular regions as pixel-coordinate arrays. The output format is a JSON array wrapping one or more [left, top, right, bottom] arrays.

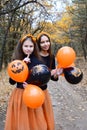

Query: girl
[[36, 32, 61, 130], [4, 34, 48, 130], [36, 32, 59, 84]]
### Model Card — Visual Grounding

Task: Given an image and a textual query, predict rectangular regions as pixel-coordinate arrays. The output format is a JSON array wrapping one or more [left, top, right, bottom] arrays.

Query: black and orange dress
[[4, 54, 58, 130]]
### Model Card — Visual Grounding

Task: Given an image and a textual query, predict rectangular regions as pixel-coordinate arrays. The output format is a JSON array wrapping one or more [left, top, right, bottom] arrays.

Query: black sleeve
[[9, 78, 16, 85], [51, 55, 58, 81], [51, 55, 56, 69], [51, 75, 58, 81]]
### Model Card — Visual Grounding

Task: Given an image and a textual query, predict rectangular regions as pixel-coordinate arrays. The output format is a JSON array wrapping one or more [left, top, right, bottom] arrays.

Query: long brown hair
[[36, 32, 53, 57], [12, 34, 40, 60], [36, 32, 53, 69]]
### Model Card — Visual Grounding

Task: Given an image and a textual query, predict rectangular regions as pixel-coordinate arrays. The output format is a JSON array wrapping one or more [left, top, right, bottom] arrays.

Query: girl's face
[[22, 38, 34, 56], [40, 35, 50, 51]]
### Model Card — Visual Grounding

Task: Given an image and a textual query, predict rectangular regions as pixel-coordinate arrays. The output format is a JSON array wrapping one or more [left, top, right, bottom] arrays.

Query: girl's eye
[[41, 40, 49, 43], [46, 40, 49, 42], [40, 42, 44, 44], [24, 45, 28, 47], [30, 45, 34, 47]]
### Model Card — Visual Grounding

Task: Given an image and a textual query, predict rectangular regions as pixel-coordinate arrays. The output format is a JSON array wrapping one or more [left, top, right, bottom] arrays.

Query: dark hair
[[36, 32, 52, 58], [36, 32, 53, 69], [12, 34, 40, 60]]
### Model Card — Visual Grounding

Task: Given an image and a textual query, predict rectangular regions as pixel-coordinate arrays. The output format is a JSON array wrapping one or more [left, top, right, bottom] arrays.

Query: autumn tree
[[67, 0, 87, 59], [0, 0, 52, 70]]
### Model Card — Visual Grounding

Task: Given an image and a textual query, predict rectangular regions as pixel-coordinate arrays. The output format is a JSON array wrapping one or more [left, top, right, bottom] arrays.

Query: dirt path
[[1, 77, 87, 130], [48, 76, 87, 130]]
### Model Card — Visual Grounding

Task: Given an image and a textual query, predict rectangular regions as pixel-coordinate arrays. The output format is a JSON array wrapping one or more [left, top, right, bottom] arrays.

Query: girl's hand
[[51, 68, 63, 78], [51, 69, 58, 79], [51, 69, 57, 76], [57, 68, 63, 76], [23, 82, 28, 88], [23, 54, 31, 64]]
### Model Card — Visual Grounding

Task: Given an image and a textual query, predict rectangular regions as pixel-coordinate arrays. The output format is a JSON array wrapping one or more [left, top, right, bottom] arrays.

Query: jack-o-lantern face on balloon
[[11, 62, 24, 74], [7, 60, 29, 82]]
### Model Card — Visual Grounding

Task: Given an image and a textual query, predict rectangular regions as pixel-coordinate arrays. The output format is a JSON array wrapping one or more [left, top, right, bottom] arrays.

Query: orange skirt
[[4, 88, 55, 130]]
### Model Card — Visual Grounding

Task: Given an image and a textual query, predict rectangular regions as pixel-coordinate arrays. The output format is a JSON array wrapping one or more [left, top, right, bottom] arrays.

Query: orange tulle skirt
[[4, 87, 55, 130]]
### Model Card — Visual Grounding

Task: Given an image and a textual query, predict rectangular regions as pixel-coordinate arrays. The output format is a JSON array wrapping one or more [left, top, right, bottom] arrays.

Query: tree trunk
[[0, 13, 14, 70]]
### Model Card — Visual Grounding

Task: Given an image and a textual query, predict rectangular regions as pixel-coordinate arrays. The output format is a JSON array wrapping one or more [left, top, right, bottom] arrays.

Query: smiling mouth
[[43, 46, 49, 50], [26, 52, 31, 54]]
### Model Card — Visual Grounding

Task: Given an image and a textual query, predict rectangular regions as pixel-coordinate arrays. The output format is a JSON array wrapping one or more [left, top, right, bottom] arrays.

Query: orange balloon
[[23, 84, 45, 108], [57, 64, 62, 69], [7, 60, 29, 82], [56, 46, 76, 68], [67, 63, 75, 68]]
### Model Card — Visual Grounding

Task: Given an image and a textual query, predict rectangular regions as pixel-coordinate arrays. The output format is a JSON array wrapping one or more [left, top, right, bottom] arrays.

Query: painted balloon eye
[[12, 64, 15, 68]]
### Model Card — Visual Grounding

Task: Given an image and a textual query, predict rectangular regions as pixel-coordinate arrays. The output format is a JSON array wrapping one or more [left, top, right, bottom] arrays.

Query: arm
[[50, 56, 58, 81], [9, 78, 16, 85]]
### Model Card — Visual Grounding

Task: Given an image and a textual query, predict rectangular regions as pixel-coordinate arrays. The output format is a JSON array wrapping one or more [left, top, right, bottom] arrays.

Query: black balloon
[[27, 64, 51, 86], [63, 67, 83, 84]]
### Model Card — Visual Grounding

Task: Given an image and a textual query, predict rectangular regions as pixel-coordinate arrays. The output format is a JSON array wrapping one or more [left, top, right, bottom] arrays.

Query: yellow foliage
[[39, 11, 73, 45], [9, 26, 14, 32], [66, 5, 78, 12], [43, 1, 53, 8], [20, 19, 24, 26]]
